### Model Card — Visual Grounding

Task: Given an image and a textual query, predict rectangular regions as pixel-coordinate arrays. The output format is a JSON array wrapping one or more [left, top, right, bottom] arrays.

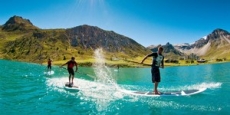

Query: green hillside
[[201, 40, 230, 61], [0, 16, 151, 67]]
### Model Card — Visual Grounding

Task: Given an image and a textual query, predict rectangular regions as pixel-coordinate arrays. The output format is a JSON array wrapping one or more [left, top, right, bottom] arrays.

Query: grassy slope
[[200, 40, 230, 61], [0, 28, 148, 67], [0, 29, 27, 57]]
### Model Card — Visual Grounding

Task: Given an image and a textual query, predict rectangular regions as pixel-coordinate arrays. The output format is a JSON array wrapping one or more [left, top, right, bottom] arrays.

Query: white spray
[[90, 48, 122, 111], [93, 48, 117, 86]]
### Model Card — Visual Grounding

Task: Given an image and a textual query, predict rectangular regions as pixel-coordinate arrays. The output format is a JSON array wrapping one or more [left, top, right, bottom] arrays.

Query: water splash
[[187, 82, 222, 89], [88, 48, 122, 111], [93, 48, 117, 86], [160, 82, 222, 92]]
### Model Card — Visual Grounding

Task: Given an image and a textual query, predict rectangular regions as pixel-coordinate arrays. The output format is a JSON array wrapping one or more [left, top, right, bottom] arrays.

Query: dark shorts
[[151, 66, 160, 82], [47, 65, 51, 69], [68, 68, 75, 76]]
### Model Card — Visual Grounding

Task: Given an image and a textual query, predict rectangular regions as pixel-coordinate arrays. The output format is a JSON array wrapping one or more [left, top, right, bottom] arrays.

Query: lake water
[[0, 59, 229, 115]]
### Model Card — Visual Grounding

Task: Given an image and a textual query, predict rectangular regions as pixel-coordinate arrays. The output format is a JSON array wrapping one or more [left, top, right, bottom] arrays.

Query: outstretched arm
[[141, 53, 153, 64], [60, 62, 67, 68], [141, 56, 148, 64]]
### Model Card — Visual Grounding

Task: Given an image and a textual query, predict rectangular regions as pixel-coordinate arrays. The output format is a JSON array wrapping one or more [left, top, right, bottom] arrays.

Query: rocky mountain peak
[[148, 42, 183, 58], [191, 37, 208, 48], [2, 15, 38, 31], [165, 42, 173, 47], [163, 42, 181, 54], [212, 28, 229, 35], [65, 24, 148, 55], [207, 28, 230, 41]]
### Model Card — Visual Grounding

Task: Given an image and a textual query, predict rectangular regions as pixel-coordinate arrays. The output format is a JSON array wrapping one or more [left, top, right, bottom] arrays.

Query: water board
[[44, 71, 54, 75], [122, 88, 206, 97], [64, 82, 80, 91]]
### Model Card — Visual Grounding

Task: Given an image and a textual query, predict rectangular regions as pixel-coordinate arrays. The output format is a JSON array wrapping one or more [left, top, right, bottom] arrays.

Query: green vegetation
[[0, 16, 150, 67], [0, 27, 149, 67]]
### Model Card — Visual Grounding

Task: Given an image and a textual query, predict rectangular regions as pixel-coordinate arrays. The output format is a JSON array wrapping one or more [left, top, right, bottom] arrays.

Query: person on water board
[[47, 58, 52, 72], [60, 57, 78, 86], [141, 46, 164, 95]]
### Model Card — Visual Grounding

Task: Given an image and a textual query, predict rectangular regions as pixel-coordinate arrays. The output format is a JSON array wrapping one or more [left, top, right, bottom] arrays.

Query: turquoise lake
[[0, 59, 229, 115]]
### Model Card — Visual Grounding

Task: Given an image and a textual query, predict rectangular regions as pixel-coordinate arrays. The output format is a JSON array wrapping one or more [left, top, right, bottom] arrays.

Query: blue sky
[[0, 0, 230, 47]]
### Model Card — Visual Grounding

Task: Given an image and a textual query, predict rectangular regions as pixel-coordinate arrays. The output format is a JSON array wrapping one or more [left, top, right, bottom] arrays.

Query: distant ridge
[[176, 28, 230, 58], [66, 25, 147, 53], [149, 42, 184, 59], [148, 28, 230, 60]]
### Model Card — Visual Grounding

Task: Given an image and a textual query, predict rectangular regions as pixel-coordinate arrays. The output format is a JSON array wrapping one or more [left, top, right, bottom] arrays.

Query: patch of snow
[[174, 43, 190, 47], [203, 36, 207, 40]]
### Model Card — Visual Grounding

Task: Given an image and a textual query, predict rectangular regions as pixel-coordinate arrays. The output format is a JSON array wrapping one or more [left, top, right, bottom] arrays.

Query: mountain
[[174, 29, 230, 59], [2, 15, 38, 31], [146, 45, 156, 49], [148, 29, 230, 60], [0, 16, 150, 63], [199, 29, 230, 59], [66, 25, 148, 54], [149, 42, 184, 59]]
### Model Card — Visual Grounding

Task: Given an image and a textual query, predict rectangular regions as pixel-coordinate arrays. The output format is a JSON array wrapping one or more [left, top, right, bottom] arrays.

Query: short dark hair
[[158, 46, 163, 51]]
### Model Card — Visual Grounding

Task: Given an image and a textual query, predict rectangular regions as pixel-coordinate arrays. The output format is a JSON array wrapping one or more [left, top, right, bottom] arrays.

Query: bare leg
[[69, 75, 71, 85], [71, 75, 74, 84], [48, 66, 51, 72], [154, 82, 160, 95]]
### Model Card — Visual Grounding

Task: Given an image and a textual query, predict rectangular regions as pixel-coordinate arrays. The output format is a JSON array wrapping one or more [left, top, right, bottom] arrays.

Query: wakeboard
[[64, 82, 80, 91], [122, 88, 206, 97], [44, 71, 54, 75]]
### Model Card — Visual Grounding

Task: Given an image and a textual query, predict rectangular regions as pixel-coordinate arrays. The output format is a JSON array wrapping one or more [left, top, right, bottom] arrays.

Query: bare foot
[[154, 91, 161, 95]]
